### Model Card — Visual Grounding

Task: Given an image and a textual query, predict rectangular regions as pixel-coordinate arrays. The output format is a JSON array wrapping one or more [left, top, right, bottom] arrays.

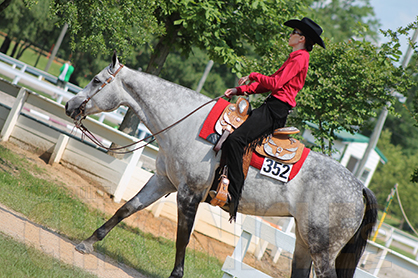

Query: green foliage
[[0, 0, 59, 58], [411, 168, 418, 184], [49, 0, 309, 71], [0, 0, 55, 38], [241, 36, 413, 155], [160, 47, 236, 97], [51, 0, 164, 56], [294, 37, 412, 154], [162, 0, 305, 70], [369, 130, 418, 230], [383, 55, 418, 156], [308, 0, 380, 42]]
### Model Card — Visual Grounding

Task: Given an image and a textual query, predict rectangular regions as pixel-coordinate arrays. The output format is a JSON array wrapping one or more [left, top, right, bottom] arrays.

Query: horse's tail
[[335, 187, 378, 278]]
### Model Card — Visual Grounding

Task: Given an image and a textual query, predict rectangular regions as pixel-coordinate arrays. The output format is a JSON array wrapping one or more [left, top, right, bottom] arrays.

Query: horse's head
[[65, 52, 125, 121]]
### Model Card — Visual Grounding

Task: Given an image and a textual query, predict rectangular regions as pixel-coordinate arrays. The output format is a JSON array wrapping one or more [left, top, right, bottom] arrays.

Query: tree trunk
[[0, 0, 12, 13], [10, 39, 19, 58], [0, 35, 11, 54], [16, 41, 31, 60]]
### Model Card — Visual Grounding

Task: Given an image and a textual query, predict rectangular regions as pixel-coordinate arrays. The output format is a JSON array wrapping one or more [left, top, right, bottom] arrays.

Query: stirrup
[[210, 166, 230, 207]]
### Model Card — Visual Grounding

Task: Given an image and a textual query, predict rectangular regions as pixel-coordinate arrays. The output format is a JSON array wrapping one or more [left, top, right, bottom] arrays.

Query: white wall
[[302, 129, 381, 187]]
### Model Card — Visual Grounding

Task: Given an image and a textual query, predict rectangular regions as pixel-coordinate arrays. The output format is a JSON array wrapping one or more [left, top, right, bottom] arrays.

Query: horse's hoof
[[75, 242, 93, 254]]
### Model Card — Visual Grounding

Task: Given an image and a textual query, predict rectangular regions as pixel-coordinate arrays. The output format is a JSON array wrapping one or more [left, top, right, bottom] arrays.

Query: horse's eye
[[93, 77, 101, 84]]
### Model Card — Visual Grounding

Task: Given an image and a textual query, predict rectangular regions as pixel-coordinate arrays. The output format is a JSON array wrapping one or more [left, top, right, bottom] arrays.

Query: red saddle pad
[[200, 98, 310, 182]]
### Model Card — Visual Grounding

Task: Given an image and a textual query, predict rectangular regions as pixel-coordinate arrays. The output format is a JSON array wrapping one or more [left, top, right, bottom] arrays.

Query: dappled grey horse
[[65, 53, 377, 278]]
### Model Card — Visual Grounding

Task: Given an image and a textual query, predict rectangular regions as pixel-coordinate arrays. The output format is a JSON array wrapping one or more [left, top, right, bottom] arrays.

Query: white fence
[[1, 56, 418, 277], [0, 53, 151, 137], [221, 216, 376, 278], [0, 52, 80, 95], [0, 78, 157, 203], [376, 222, 418, 260]]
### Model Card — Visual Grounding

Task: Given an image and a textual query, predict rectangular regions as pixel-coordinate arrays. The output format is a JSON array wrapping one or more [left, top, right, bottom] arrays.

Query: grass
[[374, 238, 416, 260], [0, 232, 97, 278], [0, 35, 62, 77], [0, 144, 223, 277]]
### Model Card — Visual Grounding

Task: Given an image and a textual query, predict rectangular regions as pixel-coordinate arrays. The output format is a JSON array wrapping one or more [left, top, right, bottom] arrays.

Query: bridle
[[76, 64, 125, 121], [72, 63, 221, 154]]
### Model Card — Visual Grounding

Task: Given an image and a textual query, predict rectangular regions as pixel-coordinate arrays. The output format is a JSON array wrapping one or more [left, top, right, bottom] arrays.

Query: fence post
[[273, 217, 295, 263], [49, 134, 69, 165], [113, 145, 144, 203], [0, 88, 28, 142]]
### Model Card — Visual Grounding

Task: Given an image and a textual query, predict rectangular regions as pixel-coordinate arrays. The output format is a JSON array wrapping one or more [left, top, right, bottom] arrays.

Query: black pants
[[221, 95, 291, 218]]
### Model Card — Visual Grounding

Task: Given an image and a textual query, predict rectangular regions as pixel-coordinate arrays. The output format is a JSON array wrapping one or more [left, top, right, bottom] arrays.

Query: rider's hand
[[224, 88, 238, 99], [238, 75, 250, 85]]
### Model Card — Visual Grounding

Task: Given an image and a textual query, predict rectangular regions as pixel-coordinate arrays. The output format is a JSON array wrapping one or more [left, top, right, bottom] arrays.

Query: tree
[[408, 54, 418, 183], [0, 0, 58, 58], [241, 31, 414, 155], [51, 0, 309, 136], [297, 37, 414, 154], [308, 0, 380, 42], [159, 47, 236, 98], [368, 129, 418, 230], [0, 0, 12, 13]]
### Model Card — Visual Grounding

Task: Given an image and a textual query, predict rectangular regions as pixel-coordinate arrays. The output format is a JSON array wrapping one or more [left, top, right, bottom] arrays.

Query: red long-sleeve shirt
[[235, 49, 310, 108]]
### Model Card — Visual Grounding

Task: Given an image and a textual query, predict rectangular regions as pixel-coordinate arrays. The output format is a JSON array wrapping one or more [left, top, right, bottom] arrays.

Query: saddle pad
[[199, 98, 230, 142], [251, 147, 310, 181], [200, 98, 310, 182]]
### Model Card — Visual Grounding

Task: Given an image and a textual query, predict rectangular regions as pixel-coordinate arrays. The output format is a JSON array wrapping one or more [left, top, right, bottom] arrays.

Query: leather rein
[[73, 64, 221, 154]]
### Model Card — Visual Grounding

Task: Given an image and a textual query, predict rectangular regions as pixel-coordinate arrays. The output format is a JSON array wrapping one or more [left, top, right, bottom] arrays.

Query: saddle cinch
[[209, 97, 305, 207]]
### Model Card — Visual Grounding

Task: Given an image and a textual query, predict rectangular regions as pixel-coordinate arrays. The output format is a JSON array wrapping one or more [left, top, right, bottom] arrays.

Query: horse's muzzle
[[65, 100, 83, 120]]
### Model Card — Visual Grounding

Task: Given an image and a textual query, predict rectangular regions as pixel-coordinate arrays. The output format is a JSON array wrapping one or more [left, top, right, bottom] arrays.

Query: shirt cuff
[[235, 86, 244, 95]]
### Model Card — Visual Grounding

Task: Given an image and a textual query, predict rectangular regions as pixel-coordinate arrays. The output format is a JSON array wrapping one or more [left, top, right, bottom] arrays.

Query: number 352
[[260, 158, 293, 183]]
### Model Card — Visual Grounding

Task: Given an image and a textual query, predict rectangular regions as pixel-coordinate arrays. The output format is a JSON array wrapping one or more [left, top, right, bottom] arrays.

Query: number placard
[[260, 158, 293, 183]]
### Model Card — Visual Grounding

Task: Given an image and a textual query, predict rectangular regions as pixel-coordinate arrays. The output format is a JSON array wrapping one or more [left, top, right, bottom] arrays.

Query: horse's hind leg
[[169, 184, 202, 278], [291, 226, 313, 278], [75, 174, 176, 254]]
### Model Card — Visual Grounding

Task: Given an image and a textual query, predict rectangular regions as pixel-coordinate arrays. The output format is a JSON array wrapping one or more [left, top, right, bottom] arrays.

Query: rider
[[219, 17, 326, 220]]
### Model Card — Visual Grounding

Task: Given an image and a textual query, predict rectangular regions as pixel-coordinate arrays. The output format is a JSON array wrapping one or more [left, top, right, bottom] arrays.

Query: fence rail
[[221, 216, 376, 278], [1, 55, 418, 277], [0, 53, 152, 138]]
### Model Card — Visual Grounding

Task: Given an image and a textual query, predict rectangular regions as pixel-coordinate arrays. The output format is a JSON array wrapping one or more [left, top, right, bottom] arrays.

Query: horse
[[65, 52, 377, 278]]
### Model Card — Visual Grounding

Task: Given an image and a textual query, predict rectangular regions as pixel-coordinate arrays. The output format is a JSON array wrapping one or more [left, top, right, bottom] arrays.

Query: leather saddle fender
[[213, 97, 251, 153]]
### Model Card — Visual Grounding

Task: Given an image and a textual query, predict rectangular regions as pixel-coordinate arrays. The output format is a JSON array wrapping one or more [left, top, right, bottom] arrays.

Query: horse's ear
[[111, 51, 119, 70]]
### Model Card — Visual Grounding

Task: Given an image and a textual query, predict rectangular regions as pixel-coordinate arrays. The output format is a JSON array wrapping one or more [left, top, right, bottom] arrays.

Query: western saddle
[[209, 97, 305, 207]]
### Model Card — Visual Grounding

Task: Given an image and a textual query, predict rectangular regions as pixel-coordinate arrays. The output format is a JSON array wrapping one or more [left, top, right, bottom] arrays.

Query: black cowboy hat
[[284, 17, 325, 49]]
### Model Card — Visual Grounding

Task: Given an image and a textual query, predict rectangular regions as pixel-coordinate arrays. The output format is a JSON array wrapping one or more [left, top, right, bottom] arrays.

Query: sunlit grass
[[0, 232, 97, 278], [0, 144, 223, 277]]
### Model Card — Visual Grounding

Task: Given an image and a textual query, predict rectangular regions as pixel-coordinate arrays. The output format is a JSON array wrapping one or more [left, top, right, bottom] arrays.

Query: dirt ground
[[1, 140, 292, 278], [2, 141, 417, 278]]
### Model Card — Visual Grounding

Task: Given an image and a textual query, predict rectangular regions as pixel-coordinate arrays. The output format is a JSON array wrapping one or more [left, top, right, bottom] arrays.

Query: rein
[[73, 64, 222, 154]]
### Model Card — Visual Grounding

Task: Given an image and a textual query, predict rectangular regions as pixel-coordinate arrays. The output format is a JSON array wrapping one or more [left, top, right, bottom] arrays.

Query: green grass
[[0, 144, 223, 277], [374, 238, 415, 260], [0, 232, 97, 278], [0, 35, 62, 77], [377, 210, 403, 228]]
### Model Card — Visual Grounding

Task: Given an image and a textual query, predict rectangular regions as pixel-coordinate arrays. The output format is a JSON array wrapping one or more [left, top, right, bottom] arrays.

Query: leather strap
[[213, 127, 231, 154]]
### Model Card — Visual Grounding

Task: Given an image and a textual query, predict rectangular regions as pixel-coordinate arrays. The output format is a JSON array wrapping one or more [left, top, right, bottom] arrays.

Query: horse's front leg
[[169, 184, 202, 278], [75, 174, 176, 254]]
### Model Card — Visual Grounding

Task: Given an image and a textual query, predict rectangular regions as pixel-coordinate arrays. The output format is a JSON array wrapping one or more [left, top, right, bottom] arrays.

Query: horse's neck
[[123, 69, 212, 144]]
